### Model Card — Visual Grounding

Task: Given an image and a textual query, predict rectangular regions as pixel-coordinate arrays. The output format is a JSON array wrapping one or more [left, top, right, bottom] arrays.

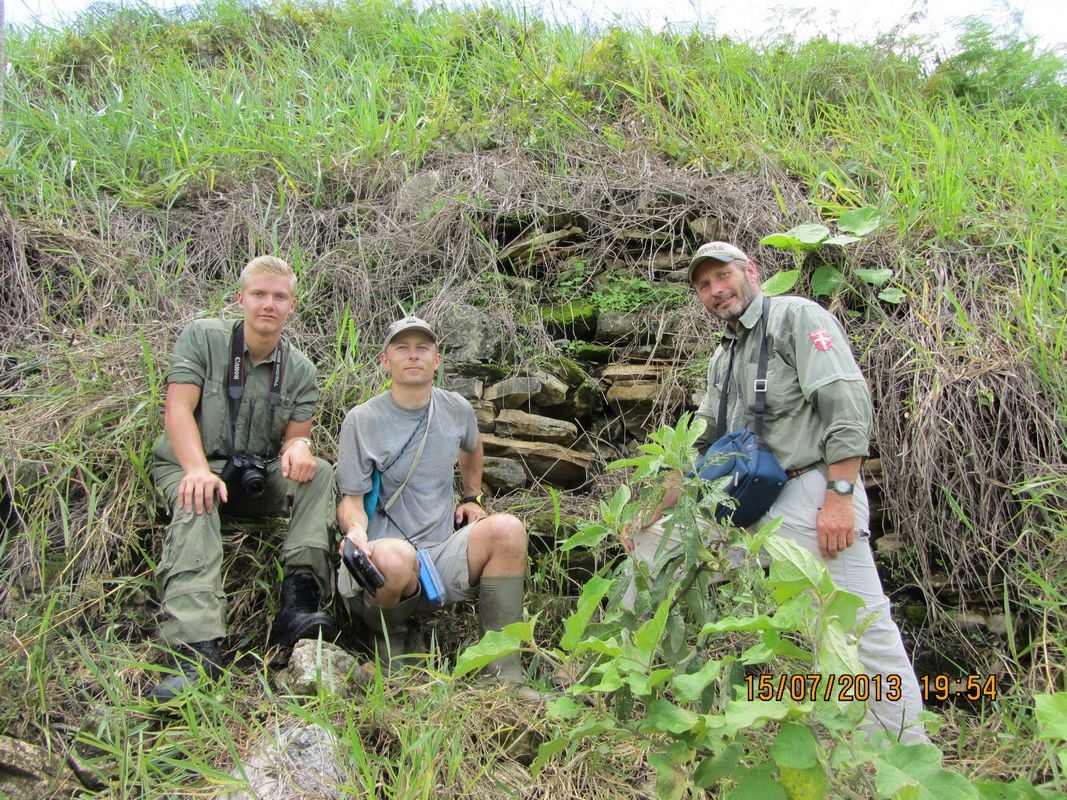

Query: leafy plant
[[457, 417, 1062, 797], [759, 206, 903, 304]]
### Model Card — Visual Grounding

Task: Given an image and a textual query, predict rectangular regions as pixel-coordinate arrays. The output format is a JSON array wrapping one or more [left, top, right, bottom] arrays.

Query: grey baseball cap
[[687, 241, 750, 283], [383, 315, 438, 348]]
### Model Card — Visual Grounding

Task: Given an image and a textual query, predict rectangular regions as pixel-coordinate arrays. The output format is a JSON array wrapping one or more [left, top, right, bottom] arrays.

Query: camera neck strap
[[715, 295, 771, 440], [227, 323, 287, 456]]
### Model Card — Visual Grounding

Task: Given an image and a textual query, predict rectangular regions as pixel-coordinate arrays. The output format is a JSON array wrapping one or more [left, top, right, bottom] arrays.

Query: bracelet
[[460, 493, 484, 509], [284, 436, 312, 454]]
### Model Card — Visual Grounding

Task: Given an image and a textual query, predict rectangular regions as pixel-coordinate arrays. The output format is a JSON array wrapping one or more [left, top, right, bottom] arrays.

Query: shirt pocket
[[269, 394, 297, 445], [197, 381, 230, 458], [764, 353, 804, 422]]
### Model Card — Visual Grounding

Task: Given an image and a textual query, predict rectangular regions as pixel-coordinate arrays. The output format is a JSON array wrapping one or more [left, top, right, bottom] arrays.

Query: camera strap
[[715, 296, 771, 439], [227, 323, 287, 456]]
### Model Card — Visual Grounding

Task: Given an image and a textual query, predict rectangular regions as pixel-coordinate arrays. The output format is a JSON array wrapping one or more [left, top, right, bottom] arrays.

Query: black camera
[[221, 454, 268, 498], [342, 539, 385, 596]]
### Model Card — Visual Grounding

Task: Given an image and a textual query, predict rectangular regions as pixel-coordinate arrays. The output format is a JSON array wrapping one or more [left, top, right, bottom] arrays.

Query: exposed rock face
[[438, 304, 504, 363], [0, 735, 79, 797], [495, 409, 578, 446], [481, 435, 595, 488], [223, 723, 345, 800], [485, 373, 568, 408], [272, 640, 373, 698], [483, 456, 528, 493]]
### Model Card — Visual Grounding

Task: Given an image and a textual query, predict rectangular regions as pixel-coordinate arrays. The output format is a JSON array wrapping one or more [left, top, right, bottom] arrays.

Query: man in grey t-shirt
[[335, 315, 534, 693]]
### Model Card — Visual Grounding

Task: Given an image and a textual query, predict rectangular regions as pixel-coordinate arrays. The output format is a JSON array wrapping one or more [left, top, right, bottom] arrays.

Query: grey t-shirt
[[335, 386, 478, 546]]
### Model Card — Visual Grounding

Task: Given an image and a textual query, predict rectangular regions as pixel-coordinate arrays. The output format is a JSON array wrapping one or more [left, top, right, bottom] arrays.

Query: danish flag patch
[[809, 329, 834, 351]]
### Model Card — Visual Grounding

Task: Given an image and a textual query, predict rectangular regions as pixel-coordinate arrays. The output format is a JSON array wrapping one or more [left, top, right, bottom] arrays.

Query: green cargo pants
[[153, 456, 336, 645]]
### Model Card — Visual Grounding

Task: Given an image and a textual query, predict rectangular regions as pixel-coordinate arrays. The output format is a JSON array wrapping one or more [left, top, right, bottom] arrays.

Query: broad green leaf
[[453, 625, 528, 678], [560, 576, 612, 651], [975, 777, 1057, 799], [545, 696, 584, 720], [588, 660, 624, 692], [623, 668, 675, 697], [530, 738, 567, 776], [760, 234, 803, 250], [757, 630, 812, 662], [701, 614, 781, 635], [838, 206, 884, 236], [560, 523, 613, 551], [714, 699, 792, 735], [673, 659, 724, 703], [823, 588, 865, 630], [854, 268, 893, 286], [811, 265, 846, 297], [824, 234, 861, 246], [816, 622, 862, 677], [1034, 692, 1067, 740], [878, 287, 905, 304], [606, 484, 631, 521], [641, 698, 702, 735], [765, 536, 834, 600], [778, 765, 830, 800], [762, 269, 800, 296], [874, 742, 980, 800], [635, 585, 677, 661], [770, 723, 819, 769], [574, 636, 624, 657], [725, 763, 788, 800], [784, 223, 832, 245], [693, 742, 742, 788], [649, 742, 693, 800]]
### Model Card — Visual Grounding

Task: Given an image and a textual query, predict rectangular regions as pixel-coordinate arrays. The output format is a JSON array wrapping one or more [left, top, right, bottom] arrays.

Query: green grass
[[2, 1, 1066, 796]]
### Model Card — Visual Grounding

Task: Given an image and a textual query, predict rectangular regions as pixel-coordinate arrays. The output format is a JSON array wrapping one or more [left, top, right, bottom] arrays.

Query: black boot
[[271, 573, 336, 648], [151, 640, 223, 702]]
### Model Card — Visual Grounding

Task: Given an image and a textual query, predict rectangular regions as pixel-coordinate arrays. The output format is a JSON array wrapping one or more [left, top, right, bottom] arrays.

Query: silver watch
[[826, 479, 855, 496]]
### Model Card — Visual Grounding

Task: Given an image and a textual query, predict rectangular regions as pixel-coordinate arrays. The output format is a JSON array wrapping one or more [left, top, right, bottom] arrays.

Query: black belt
[[786, 463, 819, 480]]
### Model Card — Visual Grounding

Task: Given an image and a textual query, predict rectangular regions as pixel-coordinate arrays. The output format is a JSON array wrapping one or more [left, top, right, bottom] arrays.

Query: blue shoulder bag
[[695, 297, 787, 527]]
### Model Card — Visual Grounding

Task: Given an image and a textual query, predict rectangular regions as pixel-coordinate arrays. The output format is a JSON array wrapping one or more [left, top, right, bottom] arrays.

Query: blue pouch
[[696, 428, 787, 527], [417, 550, 446, 609]]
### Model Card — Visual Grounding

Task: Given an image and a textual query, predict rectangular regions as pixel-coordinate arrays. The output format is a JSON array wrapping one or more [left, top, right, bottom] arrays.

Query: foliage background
[[0, 1, 1064, 796]]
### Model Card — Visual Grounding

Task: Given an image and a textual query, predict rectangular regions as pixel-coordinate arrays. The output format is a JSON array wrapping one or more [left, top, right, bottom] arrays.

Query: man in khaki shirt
[[149, 256, 335, 701], [626, 241, 927, 742]]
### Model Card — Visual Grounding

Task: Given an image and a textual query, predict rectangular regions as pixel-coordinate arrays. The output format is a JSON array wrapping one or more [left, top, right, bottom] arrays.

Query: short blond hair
[[240, 256, 296, 293]]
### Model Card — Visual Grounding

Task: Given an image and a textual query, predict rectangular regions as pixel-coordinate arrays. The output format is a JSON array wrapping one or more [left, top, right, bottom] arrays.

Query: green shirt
[[152, 318, 319, 468], [694, 293, 872, 470]]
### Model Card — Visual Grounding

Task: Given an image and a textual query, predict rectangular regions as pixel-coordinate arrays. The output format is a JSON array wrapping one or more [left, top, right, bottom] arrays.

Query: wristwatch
[[460, 493, 485, 509], [826, 479, 855, 496]]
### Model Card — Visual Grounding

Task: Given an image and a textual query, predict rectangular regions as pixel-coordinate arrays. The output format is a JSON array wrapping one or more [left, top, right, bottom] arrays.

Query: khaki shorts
[[338, 523, 477, 616]]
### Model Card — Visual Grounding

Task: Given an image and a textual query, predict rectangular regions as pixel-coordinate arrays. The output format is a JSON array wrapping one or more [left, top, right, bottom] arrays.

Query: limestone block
[[442, 374, 484, 400], [272, 640, 372, 699], [485, 372, 568, 409], [483, 457, 528, 493], [485, 376, 539, 408], [481, 435, 594, 488], [600, 363, 670, 385], [223, 723, 345, 800], [471, 399, 496, 432], [437, 303, 503, 363], [395, 171, 442, 216], [495, 409, 578, 446], [595, 311, 648, 345]]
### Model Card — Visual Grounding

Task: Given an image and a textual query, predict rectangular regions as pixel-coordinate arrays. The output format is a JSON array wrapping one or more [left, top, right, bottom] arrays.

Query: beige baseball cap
[[687, 241, 750, 283], [383, 315, 438, 348]]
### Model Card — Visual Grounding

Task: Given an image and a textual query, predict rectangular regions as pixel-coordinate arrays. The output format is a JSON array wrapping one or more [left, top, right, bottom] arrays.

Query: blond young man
[[150, 256, 335, 701]]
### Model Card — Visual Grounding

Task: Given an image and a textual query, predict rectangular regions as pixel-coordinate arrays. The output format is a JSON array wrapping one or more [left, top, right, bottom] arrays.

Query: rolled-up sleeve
[[812, 380, 872, 464]]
